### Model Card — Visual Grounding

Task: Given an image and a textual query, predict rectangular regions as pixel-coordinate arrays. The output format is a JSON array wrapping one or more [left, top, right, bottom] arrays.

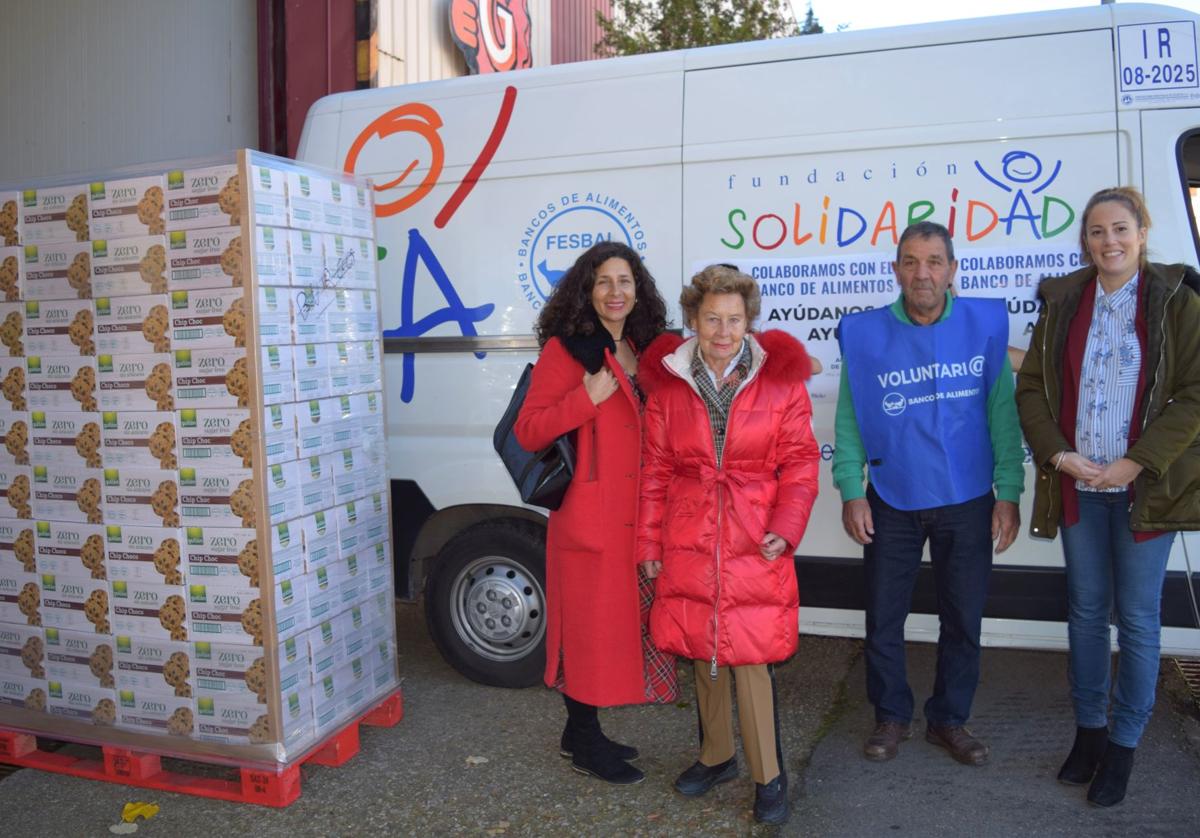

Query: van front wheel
[[425, 519, 547, 688]]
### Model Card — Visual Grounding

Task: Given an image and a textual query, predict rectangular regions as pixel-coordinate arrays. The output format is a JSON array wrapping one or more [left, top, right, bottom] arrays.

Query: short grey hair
[[897, 221, 955, 263]]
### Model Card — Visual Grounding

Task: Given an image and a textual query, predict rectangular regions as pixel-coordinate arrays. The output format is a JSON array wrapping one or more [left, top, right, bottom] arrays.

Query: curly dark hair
[[533, 241, 669, 350]]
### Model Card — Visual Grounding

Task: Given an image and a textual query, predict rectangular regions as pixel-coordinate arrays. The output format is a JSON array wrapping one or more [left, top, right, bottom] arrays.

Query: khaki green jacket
[[1015, 262, 1200, 538]]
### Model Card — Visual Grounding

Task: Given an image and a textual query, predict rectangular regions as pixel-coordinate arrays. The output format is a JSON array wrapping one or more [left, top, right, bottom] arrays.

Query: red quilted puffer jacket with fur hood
[[638, 329, 819, 668]]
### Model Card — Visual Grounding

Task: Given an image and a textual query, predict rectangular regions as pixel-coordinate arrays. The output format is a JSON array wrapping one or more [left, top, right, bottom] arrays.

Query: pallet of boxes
[[0, 151, 400, 802]]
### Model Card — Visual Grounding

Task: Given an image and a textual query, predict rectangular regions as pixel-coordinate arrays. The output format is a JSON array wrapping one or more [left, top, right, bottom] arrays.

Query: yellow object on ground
[[121, 802, 160, 823]]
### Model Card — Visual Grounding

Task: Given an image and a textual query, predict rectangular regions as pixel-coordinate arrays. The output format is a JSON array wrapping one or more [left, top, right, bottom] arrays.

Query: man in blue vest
[[833, 221, 1024, 766]]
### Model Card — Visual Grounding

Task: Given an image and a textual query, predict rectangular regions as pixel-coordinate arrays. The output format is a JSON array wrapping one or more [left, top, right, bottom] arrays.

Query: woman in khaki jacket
[[1016, 186, 1200, 808]]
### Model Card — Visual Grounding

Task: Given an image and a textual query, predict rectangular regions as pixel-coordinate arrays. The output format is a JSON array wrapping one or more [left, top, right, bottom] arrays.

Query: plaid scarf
[[691, 339, 753, 465]]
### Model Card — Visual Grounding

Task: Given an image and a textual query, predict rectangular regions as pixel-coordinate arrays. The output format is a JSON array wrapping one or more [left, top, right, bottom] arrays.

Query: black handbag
[[493, 363, 576, 510]]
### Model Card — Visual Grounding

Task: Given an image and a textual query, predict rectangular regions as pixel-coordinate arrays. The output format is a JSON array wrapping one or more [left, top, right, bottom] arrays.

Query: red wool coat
[[638, 330, 819, 668], [514, 337, 648, 706]]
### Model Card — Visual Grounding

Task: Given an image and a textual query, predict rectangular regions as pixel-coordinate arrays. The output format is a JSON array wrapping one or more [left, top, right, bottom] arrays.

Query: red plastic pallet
[[0, 689, 403, 808]]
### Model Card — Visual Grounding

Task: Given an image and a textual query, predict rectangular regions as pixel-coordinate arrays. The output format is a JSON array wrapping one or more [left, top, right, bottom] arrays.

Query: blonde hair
[[1079, 186, 1152, 268], [680, 264, 762, 328]]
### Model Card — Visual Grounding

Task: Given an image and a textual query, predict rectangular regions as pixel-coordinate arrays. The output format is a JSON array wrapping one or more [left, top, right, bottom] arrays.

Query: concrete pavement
[[801, 643, 1200, 837], [0, 602, 1196, 836]]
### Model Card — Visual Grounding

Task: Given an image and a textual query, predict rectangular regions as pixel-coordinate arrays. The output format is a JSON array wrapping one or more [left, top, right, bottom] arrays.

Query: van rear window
[[1179, 132, 1200, 263]]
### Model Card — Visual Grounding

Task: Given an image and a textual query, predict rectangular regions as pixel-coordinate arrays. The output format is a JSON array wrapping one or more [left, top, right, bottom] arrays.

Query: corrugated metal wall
[[0, 0, 257, 183], [551, 0, 610, 64], [377, 0, 551, 86]]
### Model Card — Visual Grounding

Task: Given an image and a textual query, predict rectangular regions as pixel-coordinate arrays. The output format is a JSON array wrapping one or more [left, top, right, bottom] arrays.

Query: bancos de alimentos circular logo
[[515, 193, 649, 308]]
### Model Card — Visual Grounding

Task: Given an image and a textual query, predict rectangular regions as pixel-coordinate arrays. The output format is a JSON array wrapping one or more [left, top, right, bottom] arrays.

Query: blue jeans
[[864, 486, 994, 727], [1060, 490, 1175, 748]]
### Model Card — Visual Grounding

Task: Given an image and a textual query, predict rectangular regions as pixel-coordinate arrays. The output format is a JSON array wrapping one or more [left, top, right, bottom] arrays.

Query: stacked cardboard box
[[0, 152, 397, 763]]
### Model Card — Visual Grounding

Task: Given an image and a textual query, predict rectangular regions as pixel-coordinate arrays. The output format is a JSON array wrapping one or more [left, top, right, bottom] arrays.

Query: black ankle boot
[[559, 722, 639, 761], [1087, 743, 1135, 807], [563, 695, 644, 785], [570, 727, 644, 785], [1057, 725, 1108, 785]]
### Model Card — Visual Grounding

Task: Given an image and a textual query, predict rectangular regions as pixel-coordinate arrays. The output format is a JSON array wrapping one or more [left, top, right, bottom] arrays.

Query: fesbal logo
[[515, 192, 650, 309]]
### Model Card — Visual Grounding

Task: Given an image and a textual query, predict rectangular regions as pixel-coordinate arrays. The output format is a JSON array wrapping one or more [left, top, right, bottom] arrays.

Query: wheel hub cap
[[451, 557, 544, 662]]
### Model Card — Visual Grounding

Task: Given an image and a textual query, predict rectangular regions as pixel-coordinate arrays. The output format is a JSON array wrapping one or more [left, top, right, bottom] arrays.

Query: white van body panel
[[298, 4, 1200, 666]]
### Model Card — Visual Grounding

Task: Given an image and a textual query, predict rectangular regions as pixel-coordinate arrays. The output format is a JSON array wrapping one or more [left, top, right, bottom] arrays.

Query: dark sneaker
[[863, 721, 912, 762], [673, 756, 738, 797], [753, 770, 789, 825], [559, 724, 639, 761], [926, 724, 990, 766]]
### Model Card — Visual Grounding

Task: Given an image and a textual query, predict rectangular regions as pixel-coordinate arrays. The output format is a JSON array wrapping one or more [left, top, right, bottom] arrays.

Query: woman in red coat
[[638, 264, 819, 825], [514, 241, 674, 785]]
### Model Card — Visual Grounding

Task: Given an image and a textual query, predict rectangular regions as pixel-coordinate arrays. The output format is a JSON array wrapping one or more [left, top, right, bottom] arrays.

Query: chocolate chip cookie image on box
[[220, 235, 244, 285], [222, 296, 246, 348], [151, 480, 180, 527], [68, 309, 94, 355], [6, 418, 29, 464], [0, 199, 17, 246], [148, 421, 176, 469], [153, 537, 182, 585], [65, 194, 89, 242], [21, 635, 44, 678], [0, 254, 19, 301], [159, 593, 186, 641], [1, 366, 25, 411], [248, 713, 272, 744], [230, 417, 253, 468], [92, 696, 116, 725], [226, 356, 249, 407], [78, 476, 103, 524], [7, 473, 31, 519], [81, 533, 106, 580], [230, 478, 255, 528], [24, 687, 46, 711], [163, 650, 191, 697], [240, 598, 263, 645], [72, 365, 97, 412], [139, 244, 167, 294], [142, 304, 170, 352], [1, 310, 23, 356], [89, 642, 115, 688], [18, 581, 40, 625], [244, 655, 267, 702], [84, 588, 109, 633], [136, 186, 165, 235], [145, 362, 173, 411], [167, 705, 193, 736], [66, 251, 91, 298], [237, 539, 259, 586], [75, 420, 101, 468], [218, 175, 242, 227], [14, 526, 34, 571]]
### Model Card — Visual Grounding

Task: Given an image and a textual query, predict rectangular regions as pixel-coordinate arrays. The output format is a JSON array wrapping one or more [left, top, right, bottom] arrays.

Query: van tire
[[425, 519, 547, 688]]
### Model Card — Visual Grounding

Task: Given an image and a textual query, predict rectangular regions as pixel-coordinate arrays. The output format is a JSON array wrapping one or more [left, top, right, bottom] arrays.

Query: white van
[[298, 3, 1200, 686]]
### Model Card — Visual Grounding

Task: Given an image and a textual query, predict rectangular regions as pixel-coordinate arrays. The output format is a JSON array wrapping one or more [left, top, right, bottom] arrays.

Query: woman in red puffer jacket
[[638, 264, 819, 826]]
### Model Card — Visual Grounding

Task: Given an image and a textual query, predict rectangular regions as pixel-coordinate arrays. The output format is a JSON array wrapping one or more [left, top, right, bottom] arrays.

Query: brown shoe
[[863, 721, 912, 761], [926, 725, 989, 766]]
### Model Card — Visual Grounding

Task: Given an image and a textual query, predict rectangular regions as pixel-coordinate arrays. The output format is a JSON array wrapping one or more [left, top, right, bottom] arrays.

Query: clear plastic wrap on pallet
[[0, 150, 397, 768]]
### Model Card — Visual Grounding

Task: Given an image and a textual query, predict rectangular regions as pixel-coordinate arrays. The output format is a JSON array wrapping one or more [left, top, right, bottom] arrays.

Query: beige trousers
[[692, 661, 781, 784]]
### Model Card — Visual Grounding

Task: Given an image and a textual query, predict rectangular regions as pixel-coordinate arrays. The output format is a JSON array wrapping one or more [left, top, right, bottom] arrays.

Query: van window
[[1180, 132, 1200, 263]]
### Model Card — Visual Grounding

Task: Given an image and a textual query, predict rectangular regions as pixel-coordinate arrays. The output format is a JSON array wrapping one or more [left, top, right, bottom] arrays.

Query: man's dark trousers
[[863, 484, 994, 726]]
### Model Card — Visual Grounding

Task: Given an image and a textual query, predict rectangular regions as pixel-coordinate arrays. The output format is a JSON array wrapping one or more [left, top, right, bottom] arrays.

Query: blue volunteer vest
[[839, 297, 1007, 511]]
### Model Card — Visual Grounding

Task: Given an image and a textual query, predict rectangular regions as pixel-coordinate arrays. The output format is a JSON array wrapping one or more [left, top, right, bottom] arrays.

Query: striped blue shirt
[[1075, 274, 1141, 492]]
